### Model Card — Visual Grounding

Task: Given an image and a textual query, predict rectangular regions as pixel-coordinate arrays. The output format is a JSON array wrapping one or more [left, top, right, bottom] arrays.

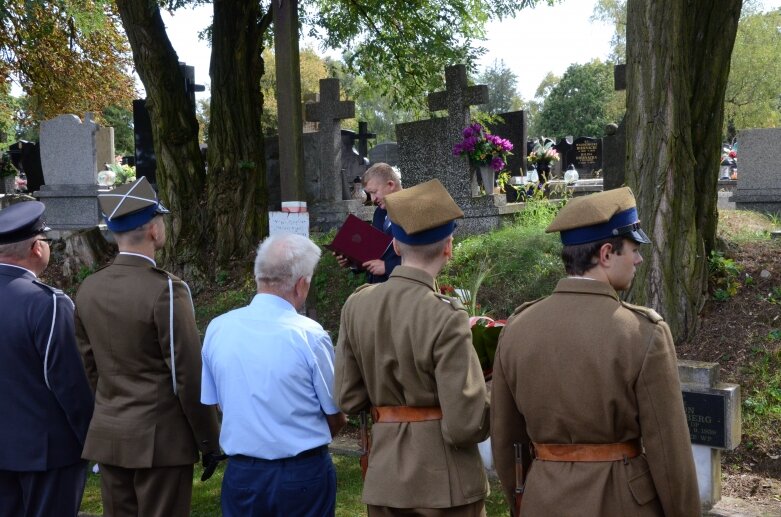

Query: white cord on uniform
[[43, 292, 57, 390], [168, 277, 177, 395]]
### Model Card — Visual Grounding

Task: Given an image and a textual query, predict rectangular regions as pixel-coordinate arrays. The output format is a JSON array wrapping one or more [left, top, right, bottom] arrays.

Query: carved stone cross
[[355, 121, 376, 161], [305, 79, 355, 202]]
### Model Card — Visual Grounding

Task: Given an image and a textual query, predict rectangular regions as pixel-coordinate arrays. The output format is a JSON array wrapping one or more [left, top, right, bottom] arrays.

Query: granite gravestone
[[368, 142, 399, 167], [730, 128, 781, 213], [305, 78, 355, 203], [35, 113, 102, 229], [571, 137, 603, 178], [602, 65, 627, 191], [96, 126, 115, 172], [133, 99, 156, 185], [678, 360, 741, 511], [487, 111, 528, 176]]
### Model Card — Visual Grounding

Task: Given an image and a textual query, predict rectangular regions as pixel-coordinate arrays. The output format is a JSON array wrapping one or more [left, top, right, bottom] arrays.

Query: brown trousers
[[368, 500, 486, 517], [99, 463, 194, 517]]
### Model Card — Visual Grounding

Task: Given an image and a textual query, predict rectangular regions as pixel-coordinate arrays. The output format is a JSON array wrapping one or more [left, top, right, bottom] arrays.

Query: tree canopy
[[0, 0, 135, 122], [477, 59, 522, 115]]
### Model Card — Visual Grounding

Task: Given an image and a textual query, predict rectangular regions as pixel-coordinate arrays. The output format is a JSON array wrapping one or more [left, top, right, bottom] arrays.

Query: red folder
[[325, 214, 393, 267]]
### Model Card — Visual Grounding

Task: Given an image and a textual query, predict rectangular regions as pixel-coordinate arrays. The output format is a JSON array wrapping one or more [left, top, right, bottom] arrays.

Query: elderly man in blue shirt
[[201, 232, 346, 517]]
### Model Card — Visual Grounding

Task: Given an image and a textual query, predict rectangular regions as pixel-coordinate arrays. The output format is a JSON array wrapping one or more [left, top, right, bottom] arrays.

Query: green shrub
[[708, 250, 743, 301]]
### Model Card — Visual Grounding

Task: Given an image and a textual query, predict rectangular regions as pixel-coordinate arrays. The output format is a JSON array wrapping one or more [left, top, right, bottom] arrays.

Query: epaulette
[[509, 297, 544, 318], [32, 279, 65, 296], [620, 301, 663, 323], [432, 292, 466, 311]]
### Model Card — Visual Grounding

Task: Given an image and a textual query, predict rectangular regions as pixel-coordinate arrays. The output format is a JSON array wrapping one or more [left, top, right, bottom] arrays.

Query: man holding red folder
[[336, 163, 401, 283]]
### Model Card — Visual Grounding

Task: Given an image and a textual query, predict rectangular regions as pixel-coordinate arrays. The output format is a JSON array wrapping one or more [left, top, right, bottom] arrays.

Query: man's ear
[[598, 242, 614, 267], [392, 238, 400, 256], [443, 236, 454, 259]]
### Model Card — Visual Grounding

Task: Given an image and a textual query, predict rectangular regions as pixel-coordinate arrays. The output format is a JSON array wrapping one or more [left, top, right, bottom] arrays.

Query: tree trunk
[[624, 0, 741, 341], [207, 0, 268, 263], [115, 0, 208, 283]]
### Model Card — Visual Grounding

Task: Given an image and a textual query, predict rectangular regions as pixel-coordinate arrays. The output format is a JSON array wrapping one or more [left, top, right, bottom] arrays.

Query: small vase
[[478, 165, 495, 194]]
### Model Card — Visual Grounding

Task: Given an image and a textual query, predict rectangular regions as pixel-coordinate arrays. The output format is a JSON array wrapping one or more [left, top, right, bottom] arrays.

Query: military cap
[[546, 187, 651, 245], [0, 201, 50, 244], [384, 179, 464, 245], [98, 177, 170, 232]]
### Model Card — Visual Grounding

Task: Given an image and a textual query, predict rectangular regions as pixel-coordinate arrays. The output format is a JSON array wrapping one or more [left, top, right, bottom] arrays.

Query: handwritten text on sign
[[269, 211, 310, 237]]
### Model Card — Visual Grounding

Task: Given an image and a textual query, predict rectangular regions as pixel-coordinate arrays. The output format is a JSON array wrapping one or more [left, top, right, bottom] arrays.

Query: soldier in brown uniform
[[74, 178, 221, 517], [335, 179, 490, 516], [491, 187, 700, 517]]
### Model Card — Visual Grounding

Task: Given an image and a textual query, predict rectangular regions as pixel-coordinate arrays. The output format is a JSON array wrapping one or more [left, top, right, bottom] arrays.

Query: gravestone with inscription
[[571, 137, 602, 178], [35, 113, 104, 229], [678, 360, 741, 511]]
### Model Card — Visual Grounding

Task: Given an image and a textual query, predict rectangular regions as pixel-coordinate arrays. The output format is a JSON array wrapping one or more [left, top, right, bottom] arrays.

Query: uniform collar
[[0, 262, 37, 279], [113, 252, 156, 268], [553, 277, 620, 301], [389, 265, 436, 291]]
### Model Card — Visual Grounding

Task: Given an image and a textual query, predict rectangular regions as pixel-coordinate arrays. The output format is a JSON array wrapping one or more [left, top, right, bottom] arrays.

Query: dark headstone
[[132, 99, 156, 185], [602, 121, 626, 190], [487, 111, 527, 176], [570, 137, 603, 178], [8, 140, 44, 193], [367, 142, 399, 167], [356, 122, 376, 160], [614, 64, 626, 92]]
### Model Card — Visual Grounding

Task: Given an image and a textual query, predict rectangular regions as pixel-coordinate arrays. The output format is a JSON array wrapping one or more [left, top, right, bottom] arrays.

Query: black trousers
[[0, 460, 88, 517]]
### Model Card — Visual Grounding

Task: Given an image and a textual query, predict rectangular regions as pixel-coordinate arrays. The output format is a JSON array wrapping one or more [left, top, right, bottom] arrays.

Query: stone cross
[[678, 360, 741, 512], [428, 64, 488, 142], [305, 78, 355, 202], [356, 121, 376, 161], [273, 0, 306, 202]]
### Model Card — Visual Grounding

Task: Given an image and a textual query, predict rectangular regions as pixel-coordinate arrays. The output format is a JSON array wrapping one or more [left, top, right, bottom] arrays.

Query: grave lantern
[[719, 157, 732, 180], [564, 164, 579, 183]]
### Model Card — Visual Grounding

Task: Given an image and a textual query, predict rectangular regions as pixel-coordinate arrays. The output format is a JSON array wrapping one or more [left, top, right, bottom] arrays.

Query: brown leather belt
[[371, 406, 443, 423], [533, 439, 643, 462]]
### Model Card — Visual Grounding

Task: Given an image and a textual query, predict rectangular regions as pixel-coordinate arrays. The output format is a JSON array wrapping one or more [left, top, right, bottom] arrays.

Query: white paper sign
[[269, 211, 310, 237]]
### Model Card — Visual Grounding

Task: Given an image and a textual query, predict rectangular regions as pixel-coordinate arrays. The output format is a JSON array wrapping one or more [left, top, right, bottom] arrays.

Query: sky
[[160, 0, 614, 102]]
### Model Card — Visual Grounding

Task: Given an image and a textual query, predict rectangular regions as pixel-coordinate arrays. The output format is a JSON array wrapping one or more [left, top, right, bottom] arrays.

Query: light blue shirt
[[201, 293, 339, 459]]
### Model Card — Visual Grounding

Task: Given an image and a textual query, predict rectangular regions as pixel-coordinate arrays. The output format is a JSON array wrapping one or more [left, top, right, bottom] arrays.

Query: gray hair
[[363, 162, 401, 187], [0, 236, 35, 260], [254, 233, 322, 292]]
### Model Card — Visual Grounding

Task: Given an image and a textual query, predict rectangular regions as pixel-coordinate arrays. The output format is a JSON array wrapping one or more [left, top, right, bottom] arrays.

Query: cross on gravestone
[[305, 79, 355, 202], [678, 360, 741, 512], [356, 121, 376, 160]]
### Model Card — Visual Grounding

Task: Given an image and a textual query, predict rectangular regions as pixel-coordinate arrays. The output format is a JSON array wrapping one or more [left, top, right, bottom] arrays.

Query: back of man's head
[[254, 233, 322, 293], [363, 162, 401, 188]]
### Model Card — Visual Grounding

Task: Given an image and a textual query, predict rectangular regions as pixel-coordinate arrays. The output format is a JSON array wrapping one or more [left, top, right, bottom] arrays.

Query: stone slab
[[39, 114, 99, 185], [35, 185, 101, 229]]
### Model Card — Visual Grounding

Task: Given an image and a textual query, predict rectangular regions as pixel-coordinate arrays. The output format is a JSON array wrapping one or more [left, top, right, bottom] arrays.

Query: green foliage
[[304, 0, 542, 112], [590, 0, 627, 62], [723, 9, 781, 137], [471, 319, 503, 372], [535, 59, 619, 138], [708, 251, 744, 301], [766, 286, 781, 306], [477, 59, 522, 115], [109, 163, 135, 186], [742, 349, 781, 438], [194, 279, 255, 333], [767, 329, 781, 341], [101, 105, 134, 156]]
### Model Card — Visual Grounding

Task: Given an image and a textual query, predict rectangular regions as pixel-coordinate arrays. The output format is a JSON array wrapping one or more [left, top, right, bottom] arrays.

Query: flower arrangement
[[452, 123, 513, 172], [527, 137, 560, 167]]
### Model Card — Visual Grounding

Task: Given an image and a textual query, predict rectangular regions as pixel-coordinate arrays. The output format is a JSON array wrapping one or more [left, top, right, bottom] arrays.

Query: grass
[[718, 210, 778, 243], [80, 455, 511, 516]]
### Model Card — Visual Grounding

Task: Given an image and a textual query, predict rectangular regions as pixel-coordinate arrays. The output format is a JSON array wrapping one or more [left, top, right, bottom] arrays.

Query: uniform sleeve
[[41, 293, 94, 445], [491, 337, 531, 511], [432, 309, 490, 447], [74, 298, 98, 392], [636, 322, 700, 516], [334, 298, 371, 414], [309, 332, 340, 415], [154, 279, 220, 454]]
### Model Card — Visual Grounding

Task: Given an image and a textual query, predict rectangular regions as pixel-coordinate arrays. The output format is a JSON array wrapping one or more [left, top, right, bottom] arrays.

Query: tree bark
[[624, 0, 741, 341], [115, 0, 208, 283], [207, 0, 268, 263]]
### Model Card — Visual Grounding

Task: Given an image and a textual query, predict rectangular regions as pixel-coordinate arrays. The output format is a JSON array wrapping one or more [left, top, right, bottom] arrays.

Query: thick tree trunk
[[115, 0, 208, 283], [624, 0, 741, 341], [207, 0, 268, 263]]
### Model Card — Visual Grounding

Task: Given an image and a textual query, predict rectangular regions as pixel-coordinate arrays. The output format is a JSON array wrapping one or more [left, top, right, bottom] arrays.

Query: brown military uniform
[[491, 278, 700, 516], [335, 265, 490, 512], [75, 254, 220, 516]]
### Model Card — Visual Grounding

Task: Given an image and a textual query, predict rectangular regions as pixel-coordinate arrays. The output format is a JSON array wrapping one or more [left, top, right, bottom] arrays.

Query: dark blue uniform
[[367, 207, 401, 284], [0, 263, 94, 517]]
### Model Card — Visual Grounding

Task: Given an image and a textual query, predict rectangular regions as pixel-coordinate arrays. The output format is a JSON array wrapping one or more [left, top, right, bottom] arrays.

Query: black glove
[[201, 451, 227, 482]]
